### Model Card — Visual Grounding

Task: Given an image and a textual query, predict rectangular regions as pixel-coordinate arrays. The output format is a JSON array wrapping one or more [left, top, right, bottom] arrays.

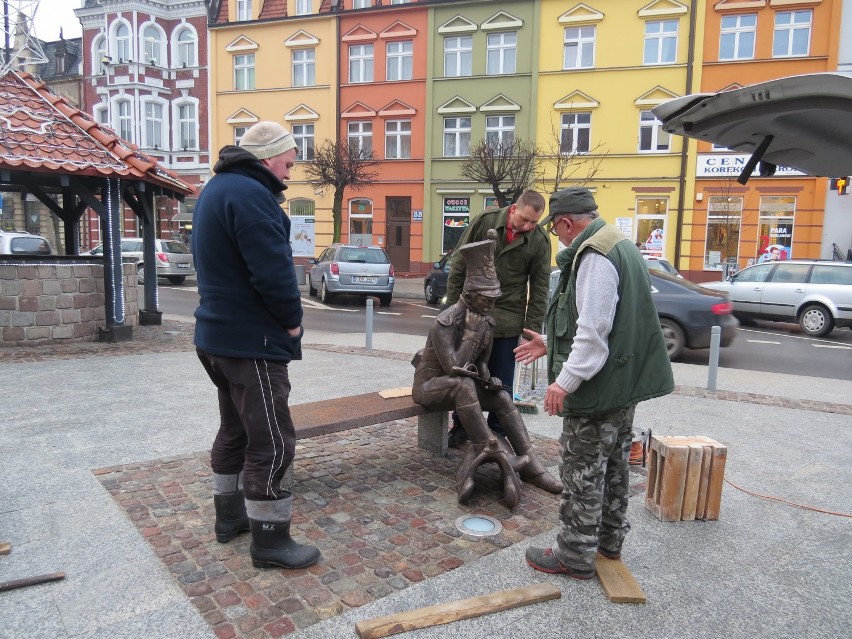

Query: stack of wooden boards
[[645, 435, 727, 522]]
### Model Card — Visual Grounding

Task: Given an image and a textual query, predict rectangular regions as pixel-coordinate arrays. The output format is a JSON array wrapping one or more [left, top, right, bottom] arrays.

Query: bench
[[289, 387, 449, 457]]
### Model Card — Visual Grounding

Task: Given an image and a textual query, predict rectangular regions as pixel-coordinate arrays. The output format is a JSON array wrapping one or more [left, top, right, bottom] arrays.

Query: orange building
[[683, 0, 842, 282], [337, 4, 429, 274]]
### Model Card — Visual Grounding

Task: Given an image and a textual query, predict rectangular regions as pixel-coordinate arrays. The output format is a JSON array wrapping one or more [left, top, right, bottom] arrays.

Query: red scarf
[[506, 227, 517, 244]]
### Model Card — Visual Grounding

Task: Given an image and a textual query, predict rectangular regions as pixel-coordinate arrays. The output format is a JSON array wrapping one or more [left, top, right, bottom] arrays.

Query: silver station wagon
[[308, 244, 395, 307], [702, 260, 852, 337]]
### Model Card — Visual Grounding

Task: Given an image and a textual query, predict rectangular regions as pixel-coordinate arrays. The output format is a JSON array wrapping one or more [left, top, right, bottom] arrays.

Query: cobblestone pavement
[[94, 424, 574, 639]]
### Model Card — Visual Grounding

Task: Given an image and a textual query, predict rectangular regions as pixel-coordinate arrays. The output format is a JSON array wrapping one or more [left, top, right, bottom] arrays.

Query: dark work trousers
[[452, 335, 518, 436], [196, 349, 296, 502]]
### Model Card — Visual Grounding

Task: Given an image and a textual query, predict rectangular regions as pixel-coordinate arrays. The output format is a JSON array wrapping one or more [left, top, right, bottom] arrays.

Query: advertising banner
[[443, 197, 470, 253], [290, 216, 315, 257]]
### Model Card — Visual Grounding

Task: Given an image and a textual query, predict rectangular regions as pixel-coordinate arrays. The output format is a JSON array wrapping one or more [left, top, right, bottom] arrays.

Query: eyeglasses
[[549, 217, 567, 236]]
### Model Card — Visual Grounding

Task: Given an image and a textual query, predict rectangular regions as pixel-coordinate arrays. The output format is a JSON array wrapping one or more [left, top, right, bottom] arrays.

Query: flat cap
[[541, 187, 598, 225]]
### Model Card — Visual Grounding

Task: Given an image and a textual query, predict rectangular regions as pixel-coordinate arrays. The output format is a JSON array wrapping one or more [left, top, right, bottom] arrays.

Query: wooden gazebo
[[0, 70, 195, 340]]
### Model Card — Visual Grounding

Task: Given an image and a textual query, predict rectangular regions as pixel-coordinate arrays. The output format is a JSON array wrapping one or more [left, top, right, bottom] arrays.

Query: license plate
[[353, 276, 377, 284], [177, 263, 190, 269]]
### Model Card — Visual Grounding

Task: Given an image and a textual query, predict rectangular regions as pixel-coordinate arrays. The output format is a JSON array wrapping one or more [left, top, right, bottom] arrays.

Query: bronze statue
[[412, 230, 561, 507]]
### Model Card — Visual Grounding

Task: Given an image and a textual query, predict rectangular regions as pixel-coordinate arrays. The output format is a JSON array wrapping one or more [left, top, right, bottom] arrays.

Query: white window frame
[[236, 0, 252, 21], [175, 26, 197, 68], [719, 13, 756, 61], [386, 40, 413, 81], [643, 19, 678, 65], [485, 115, 515, 147], [705, 196, 743, 270], [353, 0, 370, 7], [560, 112, 591, 154], [234, 126, 249, 145], [293, 123, 315, 161], [234, 53, 255, 90], [443, 36, 472, 77], [349, 199, 374, 246], [292, 48, 316, 87], [296, 0, 311, 16], [772, 10, 812, 58], [348, 121, 373, 155], [174, 100, 198, 150], [638, 110, 670, 152], [385, 119, 411, 159], [141, 98, 167, 149], [93, 103, 109, 126], [92, 35, 107, 73], [486, 31, 517, 75], [114, 98, 133, 142], [113, 22, 132, 62], [563, 26, 595, 69], [348, 44, 374, 84], [443, 117, 471, 157], [141, 23, 165, 66]]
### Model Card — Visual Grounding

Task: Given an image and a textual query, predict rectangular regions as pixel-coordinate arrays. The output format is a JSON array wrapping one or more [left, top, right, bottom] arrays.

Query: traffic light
[[830, 177, 849, 195]]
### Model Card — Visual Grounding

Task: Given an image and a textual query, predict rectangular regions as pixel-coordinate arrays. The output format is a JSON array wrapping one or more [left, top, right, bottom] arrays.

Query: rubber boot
[[249, 519, 321, 569], [214, 491, 250, 543], [500, 408, 562, 494]]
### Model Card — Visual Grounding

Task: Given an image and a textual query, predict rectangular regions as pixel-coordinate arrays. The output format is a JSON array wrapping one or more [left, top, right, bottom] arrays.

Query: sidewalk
[[1, 324, 850, 639]]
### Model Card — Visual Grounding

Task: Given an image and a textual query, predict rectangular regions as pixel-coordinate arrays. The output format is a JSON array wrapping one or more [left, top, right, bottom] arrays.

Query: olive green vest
[[546, 218, 674, 416]]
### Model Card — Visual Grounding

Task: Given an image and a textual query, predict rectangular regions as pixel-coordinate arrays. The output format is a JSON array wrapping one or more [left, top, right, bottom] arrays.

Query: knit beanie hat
[[239, 121, 297, 160]]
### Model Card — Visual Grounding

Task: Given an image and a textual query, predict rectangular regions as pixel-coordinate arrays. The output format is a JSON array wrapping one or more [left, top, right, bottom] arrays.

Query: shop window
[[349, 198, 373, 246], [442, 196, 470, 253], [705, 196, 742, 270], [756, 196, 795, 262]]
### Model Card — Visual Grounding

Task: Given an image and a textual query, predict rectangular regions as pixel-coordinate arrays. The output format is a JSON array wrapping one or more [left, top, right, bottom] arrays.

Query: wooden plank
[[680, 444, 704, 521], [595, 556, 646, 604], [0, 541, 10, 555], [658, 445, 689, 522], [0, 572, 65, 593], [378, 387, 413, 399], [354, 583, 561, 639], [644, 445, 659, 518], [704, 444, 728, 520], [695, 446, 712, 519]]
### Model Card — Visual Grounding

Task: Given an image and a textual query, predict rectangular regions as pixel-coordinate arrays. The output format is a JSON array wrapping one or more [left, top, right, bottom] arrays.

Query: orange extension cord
[[723, 477, 852, 518]]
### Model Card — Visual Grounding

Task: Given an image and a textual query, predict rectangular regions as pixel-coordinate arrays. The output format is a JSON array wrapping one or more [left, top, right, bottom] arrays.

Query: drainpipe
[[675, 0, 699, 266]]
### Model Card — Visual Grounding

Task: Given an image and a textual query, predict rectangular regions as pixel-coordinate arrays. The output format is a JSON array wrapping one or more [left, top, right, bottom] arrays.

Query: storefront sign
[[615, 217, 633, 239], [696, 154, 806, 178], [442, 197, 470, 253]]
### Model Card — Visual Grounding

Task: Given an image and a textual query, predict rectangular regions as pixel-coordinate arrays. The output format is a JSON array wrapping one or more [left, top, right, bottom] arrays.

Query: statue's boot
[[454, 403, 522, 507], [501, 408, 562, 494]]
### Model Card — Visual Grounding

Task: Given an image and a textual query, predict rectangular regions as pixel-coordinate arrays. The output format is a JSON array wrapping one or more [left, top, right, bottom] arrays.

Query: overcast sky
[[30, 0, 84, 41]]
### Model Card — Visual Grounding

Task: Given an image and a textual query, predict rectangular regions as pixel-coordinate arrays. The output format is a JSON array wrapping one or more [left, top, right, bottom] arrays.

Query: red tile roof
[[259, 0, 287, 19], [0, 70, 195, 196]]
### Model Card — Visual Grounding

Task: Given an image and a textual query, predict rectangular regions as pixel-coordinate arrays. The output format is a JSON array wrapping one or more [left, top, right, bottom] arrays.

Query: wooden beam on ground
[[0, 541, 10, 555], [595, 556, 646, 603], [0, 572, 65, 593], [354, 582, 561, 639]]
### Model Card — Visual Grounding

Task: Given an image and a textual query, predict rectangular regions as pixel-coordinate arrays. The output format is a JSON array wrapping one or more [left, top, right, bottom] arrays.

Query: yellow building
[[536, 0, 706, 264], [208, 1, 340, 252]]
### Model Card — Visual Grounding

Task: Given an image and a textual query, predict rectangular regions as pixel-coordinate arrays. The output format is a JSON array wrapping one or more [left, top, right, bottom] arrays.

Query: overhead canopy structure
[[0, 69, 195, 338], [652, 73, 852, 184]]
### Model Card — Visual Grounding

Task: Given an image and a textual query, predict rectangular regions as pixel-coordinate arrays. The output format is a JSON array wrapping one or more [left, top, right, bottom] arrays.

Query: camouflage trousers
[[554, 404, 636, 572]]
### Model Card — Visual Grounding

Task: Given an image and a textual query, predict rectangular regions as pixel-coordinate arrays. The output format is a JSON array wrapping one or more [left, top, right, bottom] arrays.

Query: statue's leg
[[490, 399, 562, 494], [454, 396, 521, 508]]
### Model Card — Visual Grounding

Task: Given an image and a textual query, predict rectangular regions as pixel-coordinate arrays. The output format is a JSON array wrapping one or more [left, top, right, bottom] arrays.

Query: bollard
[[707, 325, 721, 391], [366, 297, 374, 351]]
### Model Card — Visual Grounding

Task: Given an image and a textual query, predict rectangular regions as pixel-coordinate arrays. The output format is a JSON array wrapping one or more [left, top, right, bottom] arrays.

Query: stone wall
[[0, 259, 138, 346]]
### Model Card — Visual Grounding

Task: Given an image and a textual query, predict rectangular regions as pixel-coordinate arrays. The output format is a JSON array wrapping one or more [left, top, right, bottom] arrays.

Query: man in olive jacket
[[445, 190, 551, 440], [515, 187, 674, 580]]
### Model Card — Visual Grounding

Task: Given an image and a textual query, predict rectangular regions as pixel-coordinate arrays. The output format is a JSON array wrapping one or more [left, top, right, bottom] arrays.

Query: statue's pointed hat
[[460, 229, 501, 298]]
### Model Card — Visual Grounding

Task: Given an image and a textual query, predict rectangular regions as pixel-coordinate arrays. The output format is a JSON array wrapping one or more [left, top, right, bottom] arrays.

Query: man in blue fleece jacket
[[192, 121, 320, 570]]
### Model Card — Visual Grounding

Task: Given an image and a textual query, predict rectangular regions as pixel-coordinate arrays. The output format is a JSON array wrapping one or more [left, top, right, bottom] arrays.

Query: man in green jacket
[[445, 190, 551, 443], [515, 187, 674, 579]]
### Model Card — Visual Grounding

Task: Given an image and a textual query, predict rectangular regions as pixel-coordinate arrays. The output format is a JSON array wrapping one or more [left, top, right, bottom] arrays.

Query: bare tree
[[459, 138, 540, 208], [302, 140, 379, 243], [538, 116, 607, 194]]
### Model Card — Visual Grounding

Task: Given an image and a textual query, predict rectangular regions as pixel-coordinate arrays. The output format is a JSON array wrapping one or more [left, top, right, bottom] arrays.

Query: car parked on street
[[0, 230, 54, 256], [701, 260, 852, 337], [87, 237, 195, 284], [650, 270, 738, 360], [308, 244, 395, 306], [644, 256, 682, 278], [424, 249, 454, 304]]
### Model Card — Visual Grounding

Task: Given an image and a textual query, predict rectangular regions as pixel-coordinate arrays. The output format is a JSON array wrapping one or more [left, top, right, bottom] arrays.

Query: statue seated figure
[[412, 231, 561, 507]]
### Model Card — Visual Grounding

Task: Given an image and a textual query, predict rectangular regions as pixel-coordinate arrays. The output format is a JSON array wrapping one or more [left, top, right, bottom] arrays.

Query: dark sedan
[[650, 270, 738, 360], [424, 250, 454, 304]]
